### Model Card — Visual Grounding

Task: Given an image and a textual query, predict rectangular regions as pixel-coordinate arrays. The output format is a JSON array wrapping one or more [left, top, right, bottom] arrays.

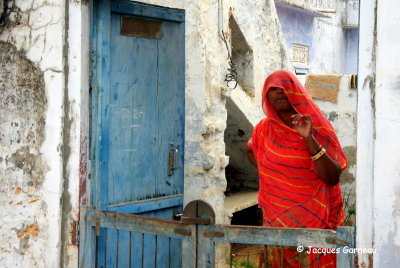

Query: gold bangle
[[311, 147, 326, 161], [311, 145, 322, 156]]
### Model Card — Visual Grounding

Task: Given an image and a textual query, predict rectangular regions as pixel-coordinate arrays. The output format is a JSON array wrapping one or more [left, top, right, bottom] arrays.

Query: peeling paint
[[14, 187, 22, 194], [17, 224, 40, 239]]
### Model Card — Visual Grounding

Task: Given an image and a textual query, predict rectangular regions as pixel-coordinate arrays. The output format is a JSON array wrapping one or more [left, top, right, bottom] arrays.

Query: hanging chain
[[221, 31, 238, 89]]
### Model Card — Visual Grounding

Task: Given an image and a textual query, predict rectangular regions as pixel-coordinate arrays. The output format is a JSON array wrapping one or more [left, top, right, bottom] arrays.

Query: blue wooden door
[[90, 1, 185, 267]]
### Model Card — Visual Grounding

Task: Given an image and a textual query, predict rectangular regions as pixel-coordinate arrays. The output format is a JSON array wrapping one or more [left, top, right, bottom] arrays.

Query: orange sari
[[249, 70, 347, 267]]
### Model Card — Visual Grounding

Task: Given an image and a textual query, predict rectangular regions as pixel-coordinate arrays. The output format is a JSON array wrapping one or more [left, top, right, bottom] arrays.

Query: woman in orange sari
[[246, 70, 347, 267]]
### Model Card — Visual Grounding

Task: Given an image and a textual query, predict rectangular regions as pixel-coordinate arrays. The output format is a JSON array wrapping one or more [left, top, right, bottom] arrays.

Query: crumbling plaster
[[0, 0, 67, 267]]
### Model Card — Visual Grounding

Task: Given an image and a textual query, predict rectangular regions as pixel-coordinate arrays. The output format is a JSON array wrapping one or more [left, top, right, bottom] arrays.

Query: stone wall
[[0, 0, 66, 267]]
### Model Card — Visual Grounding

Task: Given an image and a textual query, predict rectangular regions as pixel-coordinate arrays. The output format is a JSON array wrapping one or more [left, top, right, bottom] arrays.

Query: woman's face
[[267, 87, 293, 112]]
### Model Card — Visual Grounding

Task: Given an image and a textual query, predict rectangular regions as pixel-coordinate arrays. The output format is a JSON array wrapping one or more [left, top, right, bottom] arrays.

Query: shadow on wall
[[224, 98, 258, 194]]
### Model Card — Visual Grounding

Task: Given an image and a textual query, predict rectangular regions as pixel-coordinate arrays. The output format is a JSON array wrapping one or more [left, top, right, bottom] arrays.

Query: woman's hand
[[291, 114, 341, 186], [291, 114, 312, 138]]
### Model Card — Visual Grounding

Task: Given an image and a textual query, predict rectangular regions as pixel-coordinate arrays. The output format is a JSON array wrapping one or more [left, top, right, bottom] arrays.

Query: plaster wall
[[313, 76, 357, 225], [373, 0, 400, 265], [0, 0, 66, 267], [276, 0, 358, 74]]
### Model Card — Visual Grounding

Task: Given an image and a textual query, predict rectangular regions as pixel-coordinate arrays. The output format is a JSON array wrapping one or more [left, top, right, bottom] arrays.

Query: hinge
[[71, 220, 80, 246]]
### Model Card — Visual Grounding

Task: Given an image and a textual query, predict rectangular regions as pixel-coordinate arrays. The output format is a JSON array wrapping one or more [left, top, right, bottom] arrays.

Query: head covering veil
[[251, 70, 347, 229]]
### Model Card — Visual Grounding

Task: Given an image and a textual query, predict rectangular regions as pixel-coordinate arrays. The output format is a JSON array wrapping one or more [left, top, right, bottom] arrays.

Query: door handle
[[168, 143, 178, 176]]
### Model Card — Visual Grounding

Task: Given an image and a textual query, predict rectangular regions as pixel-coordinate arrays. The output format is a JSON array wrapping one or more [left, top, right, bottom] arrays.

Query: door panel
[[106, 11, 184, 209]]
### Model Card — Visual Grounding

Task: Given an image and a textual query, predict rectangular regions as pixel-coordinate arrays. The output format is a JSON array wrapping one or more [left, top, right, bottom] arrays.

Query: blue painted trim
[[111, 0, 185, 22], [91, 0, 107, 209], [106, 196, 183, 214], [99, 0, 112, 211]]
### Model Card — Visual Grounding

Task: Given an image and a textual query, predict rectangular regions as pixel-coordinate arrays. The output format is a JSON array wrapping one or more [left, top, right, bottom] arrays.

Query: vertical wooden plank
[[90, 226, 97, 268], [131, 232, 143, 268], [108, 13, 159, 205], [117, 230, 131, 268], [97, 228, 107, 268], [182, 238, 197, 268], [106, 228, 118, 268], [197, 225, 215, 268], [156, 236, 170, 268], [128, 34, 159, 203], [98, 0, 111, 211], [337, 247, 352, 268], [143, 234, 156, 267], [156, 20, 185, 198], [108, 13, 133, 205], [170, 238, 182, 268], [89, 0, 100, 209], [337, 226, 356, 268], [79, 206, 96, 268]]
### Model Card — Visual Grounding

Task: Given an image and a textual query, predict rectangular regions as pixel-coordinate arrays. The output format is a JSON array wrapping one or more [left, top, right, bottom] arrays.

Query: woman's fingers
[[291, 114, 312, 127]]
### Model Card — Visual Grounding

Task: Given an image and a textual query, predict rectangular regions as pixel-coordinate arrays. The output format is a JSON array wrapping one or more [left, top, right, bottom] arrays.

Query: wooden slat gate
[[79, 200, 355, 267]]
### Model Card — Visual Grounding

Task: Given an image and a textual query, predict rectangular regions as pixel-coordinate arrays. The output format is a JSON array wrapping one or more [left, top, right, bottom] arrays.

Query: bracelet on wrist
[[311, 147, 326, 161], [311, 145, 322, 156]]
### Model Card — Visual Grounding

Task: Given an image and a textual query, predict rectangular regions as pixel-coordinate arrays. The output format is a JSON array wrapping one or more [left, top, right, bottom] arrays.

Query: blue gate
[[79, 201, 356, 267]]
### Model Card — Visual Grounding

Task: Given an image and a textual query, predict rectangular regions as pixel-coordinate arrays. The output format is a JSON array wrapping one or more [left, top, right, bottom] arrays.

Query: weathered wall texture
[[373, 0, 400, 265], [0, 0, 65, 267]]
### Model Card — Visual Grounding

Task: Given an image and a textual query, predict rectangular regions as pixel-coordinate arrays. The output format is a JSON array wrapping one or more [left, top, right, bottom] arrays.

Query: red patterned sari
[[249, 70, 347, 267]]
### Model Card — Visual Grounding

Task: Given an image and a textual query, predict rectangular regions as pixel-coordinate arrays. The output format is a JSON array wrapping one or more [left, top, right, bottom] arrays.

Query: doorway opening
[[224, 97, 259, 223]]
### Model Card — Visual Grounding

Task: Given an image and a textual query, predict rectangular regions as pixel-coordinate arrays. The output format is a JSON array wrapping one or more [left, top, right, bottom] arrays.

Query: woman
[[246, 70, 347, 267]]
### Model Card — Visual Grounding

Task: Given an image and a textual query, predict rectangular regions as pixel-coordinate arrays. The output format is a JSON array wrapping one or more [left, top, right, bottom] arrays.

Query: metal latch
[[168, 143, 178, 176], [91, 216, 100, 236], [71, 220, 80, 246]]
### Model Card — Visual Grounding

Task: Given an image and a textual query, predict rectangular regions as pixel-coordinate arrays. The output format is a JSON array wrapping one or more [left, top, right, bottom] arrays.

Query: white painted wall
[[356, 0, 376, 266], [373, 0, 400, 266], [314, 76, 357, 225]]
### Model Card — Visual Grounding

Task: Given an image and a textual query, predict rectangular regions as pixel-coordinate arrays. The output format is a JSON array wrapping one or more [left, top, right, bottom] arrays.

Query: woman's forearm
[[246, 142, 258, 167], [304, 135, 341, 186]]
